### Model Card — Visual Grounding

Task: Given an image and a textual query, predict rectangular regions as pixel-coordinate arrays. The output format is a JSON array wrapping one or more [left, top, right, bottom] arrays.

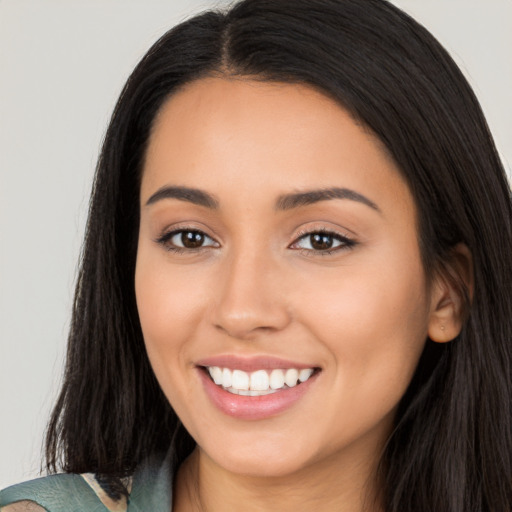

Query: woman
[[1, 0, 511, 510]]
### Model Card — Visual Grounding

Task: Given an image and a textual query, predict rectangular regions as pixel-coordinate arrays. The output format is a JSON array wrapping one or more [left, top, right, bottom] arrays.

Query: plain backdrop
[[1, 0, 511, 488]]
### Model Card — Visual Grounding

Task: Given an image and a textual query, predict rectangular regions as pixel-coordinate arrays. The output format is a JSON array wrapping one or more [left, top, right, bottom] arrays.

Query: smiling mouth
[[202, 366, 320, 396]]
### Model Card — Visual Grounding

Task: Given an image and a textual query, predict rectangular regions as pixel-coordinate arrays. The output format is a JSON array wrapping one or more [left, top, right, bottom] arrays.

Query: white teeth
[[269, 369, 285, 389], [232, 369, 249, 390], [299, 368, 314, 382], [250, 370, 269, 391], [285, 368, 299, 388], [222, 368, 232, 388], [206, 366, 316, 394], [209, 366, 223, 385], [228, 388, 278, 396]]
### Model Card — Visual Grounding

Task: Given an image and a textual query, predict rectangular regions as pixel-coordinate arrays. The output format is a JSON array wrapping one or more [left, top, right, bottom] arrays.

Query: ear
[[428, 243, 473, 343]]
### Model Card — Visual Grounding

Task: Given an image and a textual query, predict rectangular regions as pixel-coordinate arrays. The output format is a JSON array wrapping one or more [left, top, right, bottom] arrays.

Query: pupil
[[311, 233, 333, 250], [182, 231, 204, 248]]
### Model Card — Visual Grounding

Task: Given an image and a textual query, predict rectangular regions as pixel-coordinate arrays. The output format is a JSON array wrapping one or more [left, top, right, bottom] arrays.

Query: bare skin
[[135, 77, 465, 511], [173, 441, 385, 512]]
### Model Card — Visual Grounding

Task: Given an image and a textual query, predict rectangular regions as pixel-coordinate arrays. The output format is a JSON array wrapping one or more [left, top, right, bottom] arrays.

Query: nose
[[211, 250, 292, 340]]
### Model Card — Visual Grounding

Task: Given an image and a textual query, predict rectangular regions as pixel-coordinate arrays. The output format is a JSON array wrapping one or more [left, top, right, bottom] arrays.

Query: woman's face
[[136, 77, 435, 478]]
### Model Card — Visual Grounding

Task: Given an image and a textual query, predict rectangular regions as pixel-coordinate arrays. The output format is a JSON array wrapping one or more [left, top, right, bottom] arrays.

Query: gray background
[[1, 0, 511, 487]]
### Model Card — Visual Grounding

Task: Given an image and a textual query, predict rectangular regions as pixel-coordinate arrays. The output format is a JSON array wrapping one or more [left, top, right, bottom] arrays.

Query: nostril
[[213, 322, 279, 341]]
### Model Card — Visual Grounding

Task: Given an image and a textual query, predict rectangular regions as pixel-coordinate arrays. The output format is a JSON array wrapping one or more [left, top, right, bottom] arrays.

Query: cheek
[[134, 244, 210, 396], [135, 245, 208, 339], [316, 239, 428, 341], [317, 269, 429, 351], [294, 246, 430, 414]]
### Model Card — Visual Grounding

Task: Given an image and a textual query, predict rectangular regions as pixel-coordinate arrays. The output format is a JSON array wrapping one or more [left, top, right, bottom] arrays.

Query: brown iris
[[181, 231, 205, 248], [310, 233, 334, 250]]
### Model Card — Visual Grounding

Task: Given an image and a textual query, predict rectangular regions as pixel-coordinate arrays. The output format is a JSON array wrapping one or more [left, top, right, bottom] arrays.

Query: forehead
[[141, 76, 413, 220]]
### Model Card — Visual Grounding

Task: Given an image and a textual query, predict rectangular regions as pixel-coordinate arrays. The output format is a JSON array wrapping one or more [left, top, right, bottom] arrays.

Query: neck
[[173, 444, 384, 512]]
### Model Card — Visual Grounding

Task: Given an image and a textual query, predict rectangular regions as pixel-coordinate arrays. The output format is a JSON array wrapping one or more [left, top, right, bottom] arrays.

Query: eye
[[157, 229, 219, 252], [290, 230, 355, 253]]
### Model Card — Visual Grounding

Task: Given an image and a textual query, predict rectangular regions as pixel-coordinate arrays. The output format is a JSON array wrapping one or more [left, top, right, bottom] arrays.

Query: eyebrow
[[145, 185, 380, 213], [145, 185, 219, 209], [275, 187, 380, 212]]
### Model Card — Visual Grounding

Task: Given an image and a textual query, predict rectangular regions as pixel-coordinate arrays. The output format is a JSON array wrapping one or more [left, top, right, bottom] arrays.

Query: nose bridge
[[212, 241, 290, 339]]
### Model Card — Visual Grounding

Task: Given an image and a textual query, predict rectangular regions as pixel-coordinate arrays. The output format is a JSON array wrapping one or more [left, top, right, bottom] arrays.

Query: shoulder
[[0, 473, 129, 512], [0, 450, 174, 512]]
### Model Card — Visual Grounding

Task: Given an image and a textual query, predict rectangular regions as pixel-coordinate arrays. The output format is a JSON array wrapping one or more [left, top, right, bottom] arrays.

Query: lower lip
[[197, 368, 319, 420]]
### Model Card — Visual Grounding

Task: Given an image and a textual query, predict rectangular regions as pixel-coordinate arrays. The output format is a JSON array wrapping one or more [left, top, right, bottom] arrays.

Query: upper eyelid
[[172, 229, 217, 242], [289, 227, 356, 253], [154, 225, 355, 249], [156, 223, 218, 240], [292, 227, 354, 242], [157, 227, 218, 244], [155, 228, 219, 254]]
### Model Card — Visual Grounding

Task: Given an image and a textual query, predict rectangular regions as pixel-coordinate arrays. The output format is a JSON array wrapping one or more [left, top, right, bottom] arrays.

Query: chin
[[200, 433, 319, 479], [216, 452, 310, 479]]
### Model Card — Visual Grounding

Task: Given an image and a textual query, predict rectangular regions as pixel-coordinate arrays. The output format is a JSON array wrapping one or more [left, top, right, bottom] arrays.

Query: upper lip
[[196, 355, 320, 372]]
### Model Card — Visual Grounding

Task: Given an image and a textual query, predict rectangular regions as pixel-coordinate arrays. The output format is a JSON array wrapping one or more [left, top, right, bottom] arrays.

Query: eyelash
[[155, 227, 357, 255], [155, 227, 218, 254], [291, 228, 356, 256]]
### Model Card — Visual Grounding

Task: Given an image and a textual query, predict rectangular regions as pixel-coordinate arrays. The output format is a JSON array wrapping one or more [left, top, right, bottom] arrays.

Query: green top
[[0, 452, 173, 512]]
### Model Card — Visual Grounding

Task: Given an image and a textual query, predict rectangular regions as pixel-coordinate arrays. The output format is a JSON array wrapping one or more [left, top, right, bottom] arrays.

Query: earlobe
[[427, 285, 462, 343], [427, 244, 473, 343], [428, 311, 460, 343]]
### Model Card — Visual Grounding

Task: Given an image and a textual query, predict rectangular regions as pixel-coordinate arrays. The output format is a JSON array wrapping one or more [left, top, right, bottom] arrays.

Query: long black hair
[[45, 1, 512, 510]]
